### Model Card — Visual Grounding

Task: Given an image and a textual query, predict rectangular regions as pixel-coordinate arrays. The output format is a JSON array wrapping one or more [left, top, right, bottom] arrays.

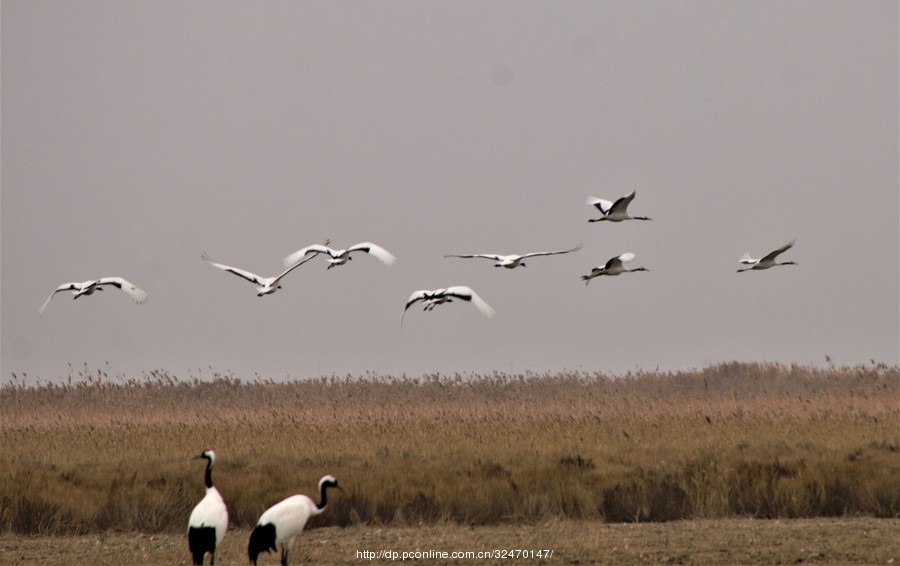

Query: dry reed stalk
[[1, 363, 897, 534]]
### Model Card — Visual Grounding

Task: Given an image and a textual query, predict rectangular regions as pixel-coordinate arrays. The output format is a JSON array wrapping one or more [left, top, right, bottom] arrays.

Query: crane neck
[[205, 458, 213, 489], [316, 484, 329, 511]]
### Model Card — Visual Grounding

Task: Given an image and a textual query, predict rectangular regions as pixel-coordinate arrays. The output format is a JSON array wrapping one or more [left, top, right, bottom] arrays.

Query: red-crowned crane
[[444, 244, 582, 269], [401, 286, 495, 326], [283, 241, 396, 270], [187, 450, 228, 566], [587, 190, 652, 222], [201, 252, 317, 297], [581, 253, 649, 284], [38, 277, 147, 315], [737, 239, 798, 272], [248, 475, 340, 566]]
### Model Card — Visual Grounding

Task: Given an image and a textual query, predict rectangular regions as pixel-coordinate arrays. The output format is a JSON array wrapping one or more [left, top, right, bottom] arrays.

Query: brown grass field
[[2, 518, 898, 565], [1, 362, 898, 564]]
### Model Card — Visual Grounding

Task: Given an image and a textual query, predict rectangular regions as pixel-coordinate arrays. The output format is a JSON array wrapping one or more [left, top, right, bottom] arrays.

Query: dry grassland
[[3, 518, 898, 565], [1, 362, 897, 554]]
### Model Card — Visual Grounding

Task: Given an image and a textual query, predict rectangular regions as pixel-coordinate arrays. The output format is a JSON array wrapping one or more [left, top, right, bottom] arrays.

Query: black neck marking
[[204, 456, 213, 489], [317, 480, 337, 510]]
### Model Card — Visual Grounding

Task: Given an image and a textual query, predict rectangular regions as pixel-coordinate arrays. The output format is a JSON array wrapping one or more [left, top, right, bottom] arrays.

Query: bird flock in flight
[[39, 189, 798, 565], [38, 190, 798, 324]]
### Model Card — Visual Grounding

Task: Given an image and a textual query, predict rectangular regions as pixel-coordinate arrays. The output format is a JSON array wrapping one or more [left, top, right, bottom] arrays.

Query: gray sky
[[3, 1, 898, 383]]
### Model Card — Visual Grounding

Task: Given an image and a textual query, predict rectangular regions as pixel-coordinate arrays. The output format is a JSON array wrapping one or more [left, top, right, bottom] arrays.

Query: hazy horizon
[[3, 1, 898, 383]]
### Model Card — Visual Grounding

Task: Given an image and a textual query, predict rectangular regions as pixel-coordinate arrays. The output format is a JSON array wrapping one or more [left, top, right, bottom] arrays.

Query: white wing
[[760, 238, 797, 263], [586, 196, 613, 214], [444, 253, 505, 261], [444, 286, 495, 318], [609, 190, 637, 214], [401, 289, 435, 327], [201, 253, 266, 285], [603, 253, 634, 271], [520, 244, 583, 259], [94, 277, 148, 304], [188, 487, 228, 542], [283, 244, 335, 267], [38, 282, 82, 315], [404, 289, 431, 309], [257, 495, 317, 542], [347, 242, 397, 265], [272, 253, 318, 285], [738, 253, 758, 265]]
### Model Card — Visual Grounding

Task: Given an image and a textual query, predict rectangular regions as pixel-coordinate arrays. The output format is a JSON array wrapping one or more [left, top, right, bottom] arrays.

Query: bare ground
[[1, 518, 897, 565]]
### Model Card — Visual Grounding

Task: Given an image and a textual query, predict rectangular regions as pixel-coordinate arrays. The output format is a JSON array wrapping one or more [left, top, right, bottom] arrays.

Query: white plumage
[[38, 277, 147, 315], [737, 238, 798, 272], [444, 244, 582, 269], [248, 475, 340, 566], [187, 450, 228, 566], [283, 241, 396, 270], [587, 190, 652, 222], [201, 252, 317, 296], [581, 253, 649, 284], [401, 286, 495, 326]]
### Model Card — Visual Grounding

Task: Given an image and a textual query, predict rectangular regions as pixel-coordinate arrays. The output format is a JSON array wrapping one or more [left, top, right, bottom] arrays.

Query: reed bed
[[1, 362, 897, 535]]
